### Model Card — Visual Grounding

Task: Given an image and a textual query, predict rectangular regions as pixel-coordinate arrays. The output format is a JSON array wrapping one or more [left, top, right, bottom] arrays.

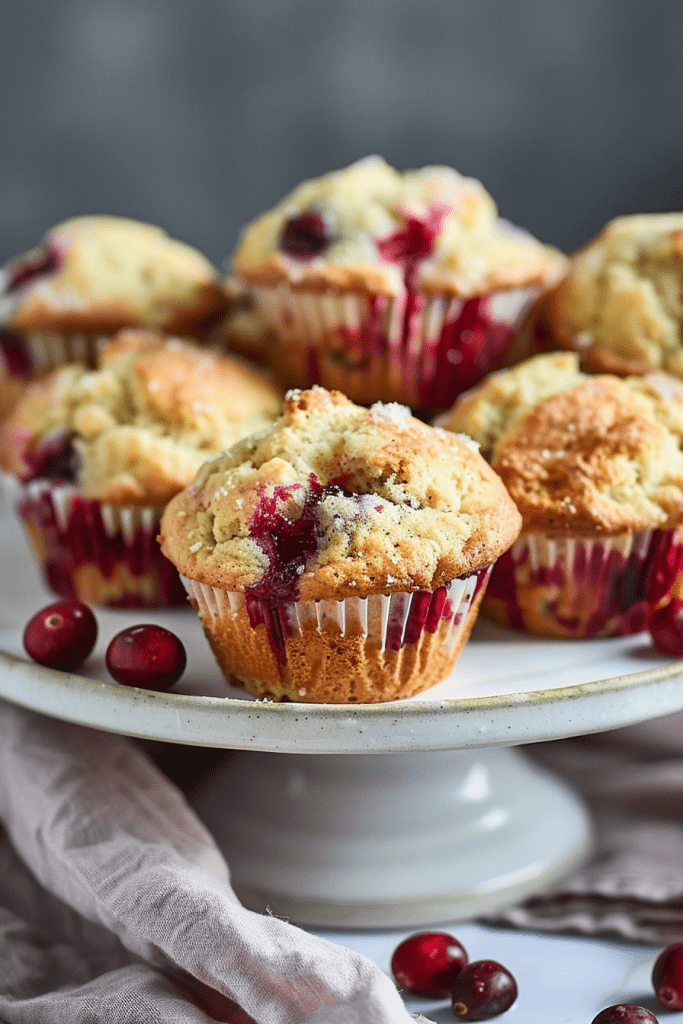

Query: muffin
[[159, 386, 522, 703], [211, 277, 275, 367], [519, 213, 683, 377], [230, 155, 567, 412], [0, 330, 282, 607], [0, 215, 230, 410], [441, 352, 683, 638]]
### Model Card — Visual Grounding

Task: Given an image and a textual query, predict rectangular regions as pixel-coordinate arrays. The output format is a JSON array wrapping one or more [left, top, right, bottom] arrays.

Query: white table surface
[[314, 921, 675, 1023]]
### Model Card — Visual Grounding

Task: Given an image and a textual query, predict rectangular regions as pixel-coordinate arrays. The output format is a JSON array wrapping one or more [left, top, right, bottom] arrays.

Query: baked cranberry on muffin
[[159, 386, 521, 702], [0, 215, 230, 410], [0, 329, 282, 607], [231, 156, 566, 411], [518, 213, 683, 377], [441, 352, 683, 638]]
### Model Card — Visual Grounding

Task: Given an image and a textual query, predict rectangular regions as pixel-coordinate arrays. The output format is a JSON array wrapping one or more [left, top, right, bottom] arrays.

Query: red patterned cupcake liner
[[252, 285, 534, 411], [182, 568, 491, 702], [484, 529, 682, 639], [0, 329, 106, 378], [6, 476, 186, 608]]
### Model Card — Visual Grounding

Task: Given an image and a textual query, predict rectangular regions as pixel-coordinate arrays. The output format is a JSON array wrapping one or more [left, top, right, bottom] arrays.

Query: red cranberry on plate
[[390, 931, 468, 998], [653, 941, 683, 1010], [450, 959, 517, 1020], [106, 624, 186, 691], [23, 600, 97, 672], [591, 1006, 659, 1024]]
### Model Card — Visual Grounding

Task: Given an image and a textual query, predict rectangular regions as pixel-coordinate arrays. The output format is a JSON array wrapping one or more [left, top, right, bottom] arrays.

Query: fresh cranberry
[[106, 624, 186, 691], [653, 942, 683, 1009], [180, 977, 256, 1023], [450, 960, 517, 1020], [280, 211, 330, 259], [390, 931, 468, 998], [591, 1006, 659, 1024], [23, 600, 97, 672], [649, 599, 683, 656]]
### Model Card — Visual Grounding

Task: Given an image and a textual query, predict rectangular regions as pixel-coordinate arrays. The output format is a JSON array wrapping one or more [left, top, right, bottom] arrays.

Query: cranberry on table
[[106, 624, 186, 691], [450, 959, 517, 1021], [591, 1006, 659, 1024], [390, 931, 468, 998], [653, 941, 683, 1009], [23, 600, 97, 672]]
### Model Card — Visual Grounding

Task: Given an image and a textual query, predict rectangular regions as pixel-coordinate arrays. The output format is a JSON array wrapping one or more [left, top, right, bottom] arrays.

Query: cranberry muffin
[[441, 352, 683, 638], [0, 330, 282, 606], [231, 156, 566, 411], [519, 213, 683, 377], [0, 216, 230, 413], [159, 387, 521, 702]]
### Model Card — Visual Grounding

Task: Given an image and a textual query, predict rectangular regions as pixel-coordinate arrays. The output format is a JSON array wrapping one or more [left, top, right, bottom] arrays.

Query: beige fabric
[[0, 699, 423, 1023], [492, 712, 683, 943]]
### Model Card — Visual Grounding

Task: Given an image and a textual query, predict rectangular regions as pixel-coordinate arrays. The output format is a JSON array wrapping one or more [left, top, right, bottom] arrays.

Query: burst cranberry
[[450, 960, 517, 1020], [653, 942, 683, 1009], [376, 204, 449, 264], [591, 1006, 659, 1024], [280, 211, 329, 259], [649, 599, 683, 656], [24, 600, 97, 672], [20, 430, 80, 484], [390, 931, 468, 998], [106, 624, 186, 691], [5, 242, 62, 292]]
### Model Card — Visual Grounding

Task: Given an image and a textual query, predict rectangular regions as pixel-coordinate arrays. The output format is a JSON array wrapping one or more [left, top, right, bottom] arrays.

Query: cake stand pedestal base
[[190, 745, 591, 928]]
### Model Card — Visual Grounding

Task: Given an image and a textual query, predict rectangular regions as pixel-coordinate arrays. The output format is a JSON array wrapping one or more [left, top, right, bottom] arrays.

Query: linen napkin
[[0, 697, 430, 1024], [490, 711, 683, 943]]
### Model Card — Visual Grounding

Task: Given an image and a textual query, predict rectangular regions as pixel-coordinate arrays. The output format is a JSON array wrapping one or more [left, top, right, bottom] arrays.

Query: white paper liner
[[1, 473, 185, 606], [509, 530, 653, 576], [492, 529, 656, 637], [181, 568, 488, 656], [251, 283, 534, 405]]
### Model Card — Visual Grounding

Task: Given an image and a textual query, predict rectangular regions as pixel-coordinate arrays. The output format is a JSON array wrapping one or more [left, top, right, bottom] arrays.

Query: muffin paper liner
[[3, 475, 186, 608], [181, 567, 491, 703], [483, 529, 670, 639], [250, 283, 534, 410], [0, 331, 107, 377]]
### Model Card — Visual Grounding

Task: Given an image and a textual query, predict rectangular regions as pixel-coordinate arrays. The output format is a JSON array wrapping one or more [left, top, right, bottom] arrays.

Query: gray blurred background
[[2, 0, 682, 269]]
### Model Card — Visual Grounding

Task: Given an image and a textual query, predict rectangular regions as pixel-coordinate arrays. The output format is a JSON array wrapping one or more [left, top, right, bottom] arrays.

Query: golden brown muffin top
[[0, 216, 229, 338], [159, 386, 521, 600], [438, 351, 586, 462], [232, 156, 566, 299], [539, 213, 683, 377], [442, 352, 683, 534], [0, 329, 282, 504]]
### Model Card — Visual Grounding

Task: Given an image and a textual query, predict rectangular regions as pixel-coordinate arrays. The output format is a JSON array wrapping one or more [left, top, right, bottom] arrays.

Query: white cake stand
[[2, 500, 683, 927]]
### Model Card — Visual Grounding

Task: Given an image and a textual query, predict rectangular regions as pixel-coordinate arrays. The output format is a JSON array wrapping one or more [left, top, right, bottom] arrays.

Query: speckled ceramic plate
[[2, 493, 683, 755]]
